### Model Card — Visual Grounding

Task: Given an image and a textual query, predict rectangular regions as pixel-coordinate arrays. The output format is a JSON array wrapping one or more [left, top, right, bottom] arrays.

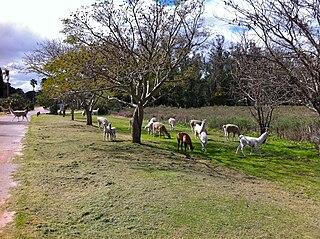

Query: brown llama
[[177, 132, 194, 152], [152, 122, 171, 139], [223, 124, 240, 141], [189, 119, 202, 133]]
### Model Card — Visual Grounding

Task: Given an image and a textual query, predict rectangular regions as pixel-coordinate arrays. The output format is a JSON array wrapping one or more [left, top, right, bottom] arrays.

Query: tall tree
[[30, 79, 37, 92], [206, 35, 233, 105], [62, 0, 208, 143], [30, 79, 37, 105], [0, 68, 3, 98], [3, 69, 9, 98], [223, 0, 320, 114]]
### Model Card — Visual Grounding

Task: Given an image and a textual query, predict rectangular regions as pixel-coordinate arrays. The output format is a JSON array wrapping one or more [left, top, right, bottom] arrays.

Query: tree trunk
[[131, 104, 144, 144], [71, 108, 75, 121], [86, 109, 93, 125]]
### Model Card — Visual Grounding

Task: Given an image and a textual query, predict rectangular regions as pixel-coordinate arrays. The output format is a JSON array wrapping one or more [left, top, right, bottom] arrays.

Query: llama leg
[[256, 146, 262, 156], [250, 144, 257, 155], [241, 145, 246, 156], [103, 128, 106, 141], [236, 144, 241, 154]]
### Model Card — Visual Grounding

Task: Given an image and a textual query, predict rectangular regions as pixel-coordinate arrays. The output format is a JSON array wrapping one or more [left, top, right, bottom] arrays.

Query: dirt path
[[0, 107, 49, 230]]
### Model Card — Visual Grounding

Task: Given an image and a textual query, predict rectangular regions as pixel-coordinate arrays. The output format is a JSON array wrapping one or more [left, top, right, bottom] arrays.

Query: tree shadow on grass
[[88, 140, 244, 182]]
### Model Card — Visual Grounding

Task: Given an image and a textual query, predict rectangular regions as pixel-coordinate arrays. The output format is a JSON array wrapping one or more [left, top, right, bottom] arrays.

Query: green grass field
[[2, 109, 320, 238]]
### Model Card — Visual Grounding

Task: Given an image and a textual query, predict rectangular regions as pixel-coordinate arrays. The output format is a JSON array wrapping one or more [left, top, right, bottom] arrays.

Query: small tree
[[23, 40, 105, 125], [42, 46, 106, 124]]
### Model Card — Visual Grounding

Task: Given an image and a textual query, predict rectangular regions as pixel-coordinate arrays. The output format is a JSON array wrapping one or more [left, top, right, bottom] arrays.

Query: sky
[[0, 0, 235, 93]]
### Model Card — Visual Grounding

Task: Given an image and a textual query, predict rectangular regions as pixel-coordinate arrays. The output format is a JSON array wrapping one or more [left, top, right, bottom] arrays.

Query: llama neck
[[258, 132, 268, 143], [200, 121, 206, 132]]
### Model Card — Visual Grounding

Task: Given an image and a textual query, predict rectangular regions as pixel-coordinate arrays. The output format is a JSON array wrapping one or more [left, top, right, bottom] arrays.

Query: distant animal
[[177, 132, 194, 152], [82, 110, 86, 117], [9, 107, 28, 122], [144, 117, 157, 134], [236, 131, 270, 156], [190, 119, 202, 133], [194, 119, 206, 139], [104, 122, 116, 141], [152, 122, 171, 139], [36, 111, 41, 117], [97, 116, 108, 129], [92, 108, 99, 115], [199, 131, 208, 152], [168, 117, 176, 131], [223, 124, 240, 141]]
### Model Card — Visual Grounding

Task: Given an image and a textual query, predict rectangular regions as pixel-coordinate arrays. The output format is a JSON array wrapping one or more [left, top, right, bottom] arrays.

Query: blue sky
[[0, 0, 235, 92]]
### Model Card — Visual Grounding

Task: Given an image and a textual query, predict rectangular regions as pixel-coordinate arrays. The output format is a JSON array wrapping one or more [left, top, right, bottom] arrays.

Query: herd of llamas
[[4, 105, 269, 156], [95, 112, 269, 156]]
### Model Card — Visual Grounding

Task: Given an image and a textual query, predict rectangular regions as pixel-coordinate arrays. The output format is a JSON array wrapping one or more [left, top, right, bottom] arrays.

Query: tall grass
[[142, 105, 319, 140]]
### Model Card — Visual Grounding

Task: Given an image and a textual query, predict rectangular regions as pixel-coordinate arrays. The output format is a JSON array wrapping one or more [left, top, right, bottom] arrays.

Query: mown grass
[[2, 109, 320, 239]]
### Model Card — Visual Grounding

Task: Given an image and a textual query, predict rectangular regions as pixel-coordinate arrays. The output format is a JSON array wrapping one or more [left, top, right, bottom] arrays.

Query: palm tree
[[0, 68, 4, 98], [30, 79, 37, 105], [3, 69, 9, 97]]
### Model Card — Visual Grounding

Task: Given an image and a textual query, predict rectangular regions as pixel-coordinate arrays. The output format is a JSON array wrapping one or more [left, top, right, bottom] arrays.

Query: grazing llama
[[97, 116, 108, 129], [236, 131, 270, 156], [194, 119, 206, 139], [199, 131, 208, 152], [223, 124, 240, 141], [177, 132, 194, 152], [168, 117, 176, 131], [152, 122, 171, 139], [190, 119, 202, 133], [104, 122, 116, 141]]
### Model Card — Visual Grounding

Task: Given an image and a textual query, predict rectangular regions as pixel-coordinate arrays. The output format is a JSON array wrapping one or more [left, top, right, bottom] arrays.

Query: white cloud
[[0, 0, 238, 92], [0, 0, 96, 92]]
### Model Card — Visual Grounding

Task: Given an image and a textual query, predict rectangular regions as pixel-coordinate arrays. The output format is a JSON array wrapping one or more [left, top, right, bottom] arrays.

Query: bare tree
[[62, 0, 208, 143], [230, 39, 297, 134], [223, 0, 320, 114]]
